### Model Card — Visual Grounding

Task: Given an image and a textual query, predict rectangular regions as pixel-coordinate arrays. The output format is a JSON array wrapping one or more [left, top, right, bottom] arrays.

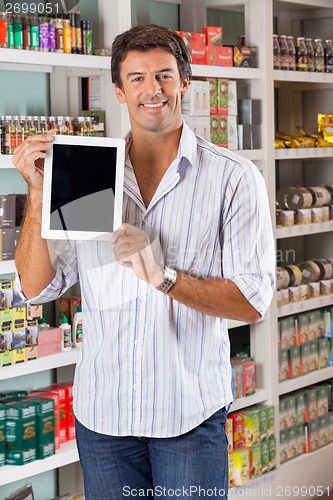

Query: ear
[[114, 83, 126, 104], [180, 77, 190, 96]]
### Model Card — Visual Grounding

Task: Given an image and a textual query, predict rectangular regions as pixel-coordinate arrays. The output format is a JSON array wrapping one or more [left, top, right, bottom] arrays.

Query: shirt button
[[134, 340, 139, 346], [133, 384, 137, 390]]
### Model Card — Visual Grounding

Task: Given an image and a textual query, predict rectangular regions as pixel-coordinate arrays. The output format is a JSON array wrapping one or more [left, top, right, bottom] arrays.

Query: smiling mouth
[[141, 102, 167, 109]]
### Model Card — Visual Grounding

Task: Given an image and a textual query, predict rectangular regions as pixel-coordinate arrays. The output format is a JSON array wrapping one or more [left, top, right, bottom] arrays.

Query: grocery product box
[[229, 411, 245, 449], [0, 194, 16, 228], [226, 417, 233, 453], [304, 388, 318, 422], [268, 435, 276, 470], [26, 303, 43, 321], [228, 453, 236, 489], [243, 408, 260, 447], [233, 45, 258, 67], [177, 31, 206, 65], [318, 415, 329, 447], [181, 80, 209, 116], [279, 398, 289, 430], [289, 346, 301, 378], [279, 349, 289, 382], [233, 448, 250, 486], [280, 429, 289, 463], [305, 419, 319, 452], [202, 26, 222, 46], [0, 348, 12, 367], [5, 400, 38, 465], [260, 439, 269, 473], [0, 279, 13, 310], [206, 46, 233, 67], [183, 115, 211, 142], [228, 80, 238, 116], [27, 396, 55, 459], [297, 424, 307, 456], [296, 391, 306, 425], [211, 115, 228, 148], [287, 426, 298, 460], [12, 347, 26, 364], [250, 441, 261, 478], [217, 78, 229, 115]]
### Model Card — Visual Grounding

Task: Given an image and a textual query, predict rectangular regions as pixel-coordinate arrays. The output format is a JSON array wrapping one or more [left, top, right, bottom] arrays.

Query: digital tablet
[[42, 135, 125, 241]]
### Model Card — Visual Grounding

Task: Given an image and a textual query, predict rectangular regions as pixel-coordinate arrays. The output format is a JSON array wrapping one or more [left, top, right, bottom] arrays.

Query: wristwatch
[[155, 266, 177, 294]]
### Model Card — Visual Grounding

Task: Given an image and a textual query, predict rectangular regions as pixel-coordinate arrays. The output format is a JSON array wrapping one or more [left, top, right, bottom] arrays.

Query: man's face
[[115, 48, 189, 134]]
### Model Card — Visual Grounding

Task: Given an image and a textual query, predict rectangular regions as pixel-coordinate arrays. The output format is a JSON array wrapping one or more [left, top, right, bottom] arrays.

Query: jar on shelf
[[13, 15, 23, 49], [48, 17, 56, 52], [0, 12, 8, 48], [287, 36, 296, 70], [7, 15, 14, 48], [39, 17, 49, 52], [63, 18, 71, 54], [279, 35, 289, 70], [22, 16, 30, 50], [81, 20, 92, 55], [296, 36, 308, 71], [54, 18, 64, 53], [324, 39, 333, 73], [314, 38, 325, 72], [305, 38, 314, 72], [273, 34, 281, 70]]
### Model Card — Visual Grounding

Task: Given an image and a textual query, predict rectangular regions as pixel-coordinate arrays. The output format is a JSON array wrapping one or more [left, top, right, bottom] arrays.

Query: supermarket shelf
[[276, 221, 333, 239], [277, 294, 333, 318], [234, 149, 264, 161], [0, 155, 15, 169], [0, 260, 16, 275], [192, 64, 262, 80], [0, 349, 79, 381], [230, 388, 268, 412], [279, 366, 333, 396], [274, 69, 333, 84], [0, 48, 110, 72], [275, 148, 333, 160], [0, 440, 79, 486], [228, 319, 248, 329]]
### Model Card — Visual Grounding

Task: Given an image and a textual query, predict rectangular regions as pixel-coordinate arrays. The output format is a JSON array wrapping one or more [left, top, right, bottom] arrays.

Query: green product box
[[297, 313, 310, 344], [316, 385, 329, 416], [288, 316, 297, 348], [0, 390, 28, 399], [318, 338, 330, 369], [306, 419, 319, 452], [266, 405, 275, 437], [309, 340, 319, 372], [289, 346, 301, 378], [0, 308, 13, 333], [300, 343, 311, 375], [305, 388, 318, 422], [280, 318, 291, 350], [297, 424, 307, 456], [37, 441, 55, 460], [279, 397, 288, 430], [207, 78, 218, 114], [0, 404, 5, 467], [280, 429, 289, 464], [243, 408, 260, 447], [279, 349, 289, 382], [0, 349, 12, 367], [295, 392, 306, 425], [6, 448, 37, 466], [268, 435, 276, 471], [260, 439, 269, 474], [287, 426, 298, 460], [309, 310, 323, 339], [257, 405, 268, 440], [27, 397, 55, 450], [250, 441, 262, 478], [5, 401, 37, 461], [318, 415, 329, 447], [328, 412, 333, 442], [286, 395, 297, 428], [217, 78, 229, 115]]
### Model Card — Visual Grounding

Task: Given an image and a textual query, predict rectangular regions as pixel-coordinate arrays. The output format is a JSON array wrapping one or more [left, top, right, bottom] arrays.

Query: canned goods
[[308, 186, 331, 207], [298, 260, 321, 284], [313, 258, 333, 280], [276, 266, 290, 290], [285, 265, 302, 286], [277, 187, 313, 210]]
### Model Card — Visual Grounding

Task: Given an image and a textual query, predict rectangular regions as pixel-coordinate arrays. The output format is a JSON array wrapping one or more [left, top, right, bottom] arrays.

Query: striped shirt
[[20, 122, 275, 438]]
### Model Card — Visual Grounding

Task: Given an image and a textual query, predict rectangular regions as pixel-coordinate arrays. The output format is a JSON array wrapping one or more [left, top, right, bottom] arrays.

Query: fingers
[[112, 223, 142, 244], [12, 132, 55, 170]]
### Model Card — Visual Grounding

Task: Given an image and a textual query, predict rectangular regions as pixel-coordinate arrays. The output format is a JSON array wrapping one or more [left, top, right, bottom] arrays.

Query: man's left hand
[[112, 223, 164, 286]]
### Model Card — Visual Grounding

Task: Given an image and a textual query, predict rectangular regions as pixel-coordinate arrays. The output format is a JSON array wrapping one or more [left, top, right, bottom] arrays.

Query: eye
[[131, 77, 143, 83], [157, 74, 172, 80]]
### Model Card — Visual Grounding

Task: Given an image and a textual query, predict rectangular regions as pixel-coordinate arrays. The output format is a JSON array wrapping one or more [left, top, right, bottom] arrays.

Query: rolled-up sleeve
[[221, 159, 275, 316], [15, 240, 79, 305]]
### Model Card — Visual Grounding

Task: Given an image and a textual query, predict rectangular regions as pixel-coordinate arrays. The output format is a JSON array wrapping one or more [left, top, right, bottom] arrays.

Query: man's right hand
[[12, 131, 56, 197]]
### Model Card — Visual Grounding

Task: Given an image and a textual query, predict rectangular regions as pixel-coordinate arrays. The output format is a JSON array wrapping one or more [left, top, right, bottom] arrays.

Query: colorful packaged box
[[318, 337, 330, 369], [287, 426, 298, 460], [210, 115, 228, 147], [207, 46, 233, 67], [243, 408, 260, 447], [300, 343, 311, 375], [12, 329, 26, 350], [53, 382, 75, 441], [12, 347, 26, 364], [305, 388, 318, 422], [207, 78, 218, 115], [268, 435, 276, 471], [279, 349, 289, 382], [233, 45, 258, 67], [0, 349, 12, 367], [29, 389, 60, 450], [279, 398, 289, 430], [260, 439, 269, 474], [297, 424, 307, 456], [0, 404, 5, 467], [316, 385, 329, 416], [231, 359, 243, 400], [318, 415, 329, 447], [280, 429, 289, 463], [26, 303, 43, 321], [0, 307, 13, 333], [228, 453, 236, 489], [286, 395, 297, 428], [250, 441, 261, 478], [228, 81, 237, 116], [12, 305, 26, 330], [226, 417, 233, 453], [229, 412, 245, 449], [266, 405, 275, 437], [328, 412, 333, 442], [25, 345, 38, 362], [178, 31, 207, 65], [0, 330, 12, 352], [27, 397, 55, 459], [305, 419, 319, 452], [217, 78, 229, 115], [0, 279, 13, 310], [296, 391, 306, 425], [309, 340, 319, 372], [289, 346, 301, 378], [5, 400, 38, 465], [242, 358, 256, 397], [202, 26, 222, 46], [233, 448, 250, 486], [257, 405, 268, 440], [26, 319, 38, 346]]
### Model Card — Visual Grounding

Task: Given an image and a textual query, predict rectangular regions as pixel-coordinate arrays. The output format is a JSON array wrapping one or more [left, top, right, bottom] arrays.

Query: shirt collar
[[124, 120, 198, 171]]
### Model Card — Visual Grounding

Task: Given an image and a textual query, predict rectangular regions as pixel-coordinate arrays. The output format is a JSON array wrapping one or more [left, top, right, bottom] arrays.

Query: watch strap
[[156, 266, 177, 294]]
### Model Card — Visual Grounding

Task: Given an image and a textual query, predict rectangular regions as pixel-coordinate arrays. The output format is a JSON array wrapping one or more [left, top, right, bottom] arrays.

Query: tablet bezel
[[42, 134, 125, 241]]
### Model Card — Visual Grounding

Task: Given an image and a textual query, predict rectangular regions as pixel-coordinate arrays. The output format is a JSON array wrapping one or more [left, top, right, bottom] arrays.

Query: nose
[[145, 77, 162, 97]]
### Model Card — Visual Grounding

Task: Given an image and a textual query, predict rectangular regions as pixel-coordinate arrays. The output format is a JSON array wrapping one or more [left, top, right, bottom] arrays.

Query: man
[[13, 24, 275, 499]]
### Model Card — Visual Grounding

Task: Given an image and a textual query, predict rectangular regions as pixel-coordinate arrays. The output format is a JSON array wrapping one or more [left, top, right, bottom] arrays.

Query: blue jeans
[[75, 407, 229, 499]]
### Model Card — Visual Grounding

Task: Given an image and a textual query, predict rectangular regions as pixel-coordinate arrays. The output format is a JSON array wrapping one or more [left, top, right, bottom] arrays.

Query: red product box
[[217, 78, 229, 115], [207, 46, 233, 67], [178, 31, 207, 65], [53, 382, 75, 441], [202, 26, 222, 47], [28, 389, 60, 449], [242, 359, 256, 397], [50, 385, 68, 445], [229, 412, 245, 449], [37, 327, 62, 357]]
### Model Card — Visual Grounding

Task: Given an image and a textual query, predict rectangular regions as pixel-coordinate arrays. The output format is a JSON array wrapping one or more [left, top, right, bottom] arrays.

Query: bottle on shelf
[[324, 39, 333, 73], [60, 315, 72, 351], [38, 317, 50, 331], [63, 17, 71, 54], [3, 116, 11, 155], [0, 11, 8, 48], [81, 20, 92, 55], [72, 305, 83, 347], [22, 15, 30, 50], [7, 14, 14, 48], [27, 115, 36, 136], [296, 37, 308, 71], [56, 115, 66, 134], [279, 35, 289, 71], [33, 116, 40, 135], [287, 36, 296, 70], [65, 116, 74, 135], [13, 15, 23, 50], [305, 38, 314, 72], [273, 34, 281, 70], [30, 16, 39, 51], [48, 17, 56, 52], [314, 38, 325, 72], [40, 115, 47, 134], [75, 116, 86, 136]]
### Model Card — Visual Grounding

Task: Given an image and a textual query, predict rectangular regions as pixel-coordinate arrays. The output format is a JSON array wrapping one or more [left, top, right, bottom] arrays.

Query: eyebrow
[[126, 68, 176, 80]]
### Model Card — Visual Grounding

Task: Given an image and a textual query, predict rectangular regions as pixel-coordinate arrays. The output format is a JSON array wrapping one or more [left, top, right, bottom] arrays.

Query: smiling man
[[13, 24, 275, 500]]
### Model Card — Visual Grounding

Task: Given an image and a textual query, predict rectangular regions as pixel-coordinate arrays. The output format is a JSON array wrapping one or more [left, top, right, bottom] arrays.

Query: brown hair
[[111, 24, 192, 88]]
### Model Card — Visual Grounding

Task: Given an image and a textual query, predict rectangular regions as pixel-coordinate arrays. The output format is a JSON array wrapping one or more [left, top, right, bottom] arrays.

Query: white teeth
[[143, 103, 164, 108]]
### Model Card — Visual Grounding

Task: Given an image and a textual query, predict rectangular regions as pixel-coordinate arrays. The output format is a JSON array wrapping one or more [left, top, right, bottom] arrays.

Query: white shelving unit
[[278, 294, 333, 318], [279, 366, 333, 396], [276, 221, 333, 239], [0, 260, 16, 275]]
